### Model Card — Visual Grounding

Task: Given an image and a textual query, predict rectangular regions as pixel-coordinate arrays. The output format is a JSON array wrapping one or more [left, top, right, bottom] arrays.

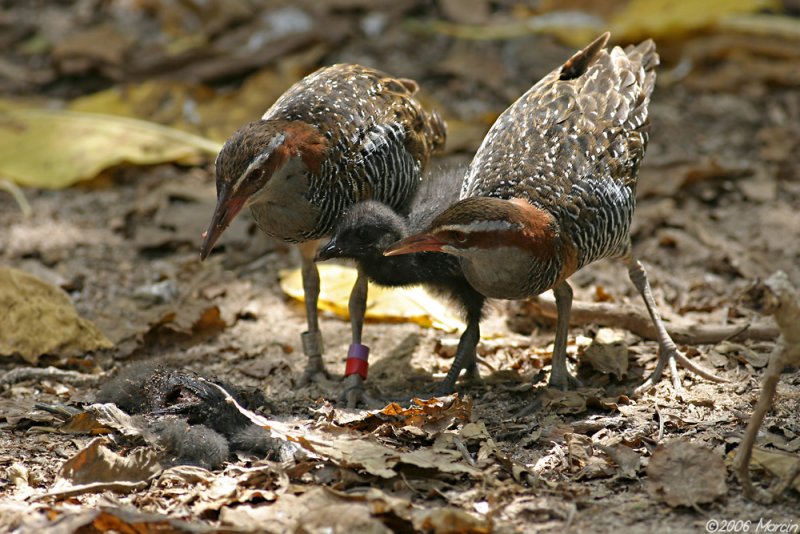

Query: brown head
[[384, 197, 574, 299], [385, 197, 558, 258], [200, 119, 328, 259]]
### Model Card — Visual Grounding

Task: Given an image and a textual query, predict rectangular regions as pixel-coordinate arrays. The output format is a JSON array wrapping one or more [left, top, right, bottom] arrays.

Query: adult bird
[[200, 64, 446, 404], [386, 33, 723, 399]]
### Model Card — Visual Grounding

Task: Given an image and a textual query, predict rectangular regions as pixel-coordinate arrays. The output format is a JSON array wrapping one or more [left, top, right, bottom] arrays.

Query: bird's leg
[[626, 257, 725, 395], [433, 316, 481, 396], [297, 240, 329, 385], [340, 268, 379, 408], [548, 281, 582, 391]]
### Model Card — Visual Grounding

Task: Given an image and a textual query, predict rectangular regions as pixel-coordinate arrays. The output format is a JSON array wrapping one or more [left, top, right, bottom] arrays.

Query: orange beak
[[383, 233, 445, 256], [200, 191, 246, 261]]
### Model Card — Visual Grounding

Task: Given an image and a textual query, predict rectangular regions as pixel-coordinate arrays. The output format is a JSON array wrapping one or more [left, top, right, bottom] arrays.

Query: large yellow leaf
[[67, 63, 313, 143], [610, 0, 779, 41], [0, 107, 221, 189], [279, 264, 464, 332], [0, 266, 113, 363]]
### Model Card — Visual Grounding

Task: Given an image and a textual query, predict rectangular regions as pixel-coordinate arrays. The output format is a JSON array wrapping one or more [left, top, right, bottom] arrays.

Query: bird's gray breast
[[459, 246, 540, 299], [247, 160, 321, 243]]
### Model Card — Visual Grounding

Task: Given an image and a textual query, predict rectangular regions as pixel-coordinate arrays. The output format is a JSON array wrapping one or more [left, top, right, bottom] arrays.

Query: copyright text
[[706, 519, 799, 533]]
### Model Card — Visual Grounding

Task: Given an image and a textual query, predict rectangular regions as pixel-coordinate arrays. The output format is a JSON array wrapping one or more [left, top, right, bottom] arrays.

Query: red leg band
[[345, 343, 369, 380]]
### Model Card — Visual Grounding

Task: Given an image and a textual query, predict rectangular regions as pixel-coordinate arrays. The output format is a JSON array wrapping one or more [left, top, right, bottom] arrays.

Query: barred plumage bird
[[200, 64, 446, 403], [316, 164, 485, 396], [386, 33, 723, 396]]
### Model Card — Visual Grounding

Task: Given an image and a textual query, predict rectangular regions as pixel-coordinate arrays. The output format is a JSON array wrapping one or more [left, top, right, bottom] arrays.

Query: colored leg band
[[344, 343, 370, 380], [301, 330, 324, 357]]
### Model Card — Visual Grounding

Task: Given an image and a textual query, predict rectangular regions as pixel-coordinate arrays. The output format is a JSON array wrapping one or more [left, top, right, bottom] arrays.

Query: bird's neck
[[247, 157, 321, 241]]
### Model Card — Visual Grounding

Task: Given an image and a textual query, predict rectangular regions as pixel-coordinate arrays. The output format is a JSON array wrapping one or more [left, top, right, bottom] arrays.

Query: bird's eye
[[452, 231, 467, 244]]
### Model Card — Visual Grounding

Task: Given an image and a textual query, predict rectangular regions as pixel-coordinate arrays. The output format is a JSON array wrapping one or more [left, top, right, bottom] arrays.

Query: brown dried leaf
[[149, 301, 226, 337], [646, 440, 727, 507], [27, 507, 213, 533], [565, 434, 617, 480], [298, 423, 483, 480], [413, 506, 491, 534], [596, 443, 642, 479], [54, 437, 161, 488], [538, 388, 622, 414], [193, 465, 285, 515], [750, 447, 800, 492], [582, 328, 629, 379], [438, 0, 490, 25], [52, 24, 133, 74], [60, 403, 142, 438], [319, 395, 472, 435], [219, 487, 393, 533]]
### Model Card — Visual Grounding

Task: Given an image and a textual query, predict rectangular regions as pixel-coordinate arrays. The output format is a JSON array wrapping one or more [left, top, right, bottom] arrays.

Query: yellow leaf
[[67, 65, 310, 144], [0, 266, 113, 363], [279, 264, 464, 332], [610, 0, 780, 41], [0, 107, 221, 189]]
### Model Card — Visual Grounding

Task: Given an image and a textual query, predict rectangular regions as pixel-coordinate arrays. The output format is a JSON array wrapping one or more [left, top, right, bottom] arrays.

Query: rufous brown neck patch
[[283, 121, 329, 175]]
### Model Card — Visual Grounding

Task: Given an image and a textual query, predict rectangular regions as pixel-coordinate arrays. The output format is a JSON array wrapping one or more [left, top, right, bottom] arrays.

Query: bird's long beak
[[383, 233, 444, 256], [200, 191, 246, 261], [315, 237, 341, 262]]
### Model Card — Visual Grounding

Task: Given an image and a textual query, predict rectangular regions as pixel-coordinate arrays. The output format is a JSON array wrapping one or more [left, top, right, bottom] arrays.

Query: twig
[[0, 178, 32, 217], [0, 366, 103, 388], [655, 404, 665, 442], [452, 436, 477, 467], [515, 295, 778, 344]]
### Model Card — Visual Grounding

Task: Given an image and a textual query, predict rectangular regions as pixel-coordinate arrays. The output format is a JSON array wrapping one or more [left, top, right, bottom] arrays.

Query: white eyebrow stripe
[[230, 133, 286, 194]]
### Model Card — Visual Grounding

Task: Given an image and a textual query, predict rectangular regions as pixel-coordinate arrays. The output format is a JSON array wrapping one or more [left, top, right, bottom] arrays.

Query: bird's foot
[[735, 447, 800, 504], [734, 460, 772, 504], [634, 342, 726, 398], [338, 374, 381, 409], [297, 354, 332, 387], [429, 365, 483, 398], [548, 368, 582, 391], [297, 331, 332, 386], [513, 370, 581, 417]]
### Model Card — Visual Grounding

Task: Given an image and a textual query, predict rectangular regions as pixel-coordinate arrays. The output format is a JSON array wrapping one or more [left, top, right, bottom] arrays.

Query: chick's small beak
[[200, 191, 246, 261], [315, 237, 341, 262], [383, 233, 445, 256]]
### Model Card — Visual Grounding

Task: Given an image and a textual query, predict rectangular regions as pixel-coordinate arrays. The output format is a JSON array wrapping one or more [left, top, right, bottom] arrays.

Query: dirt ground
[[1, 1, 800, 533]]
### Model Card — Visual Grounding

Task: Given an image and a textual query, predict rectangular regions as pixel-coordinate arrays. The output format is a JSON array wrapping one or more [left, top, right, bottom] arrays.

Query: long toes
[[633, 377, 656, 397], [669, 370, 687, 398], [548, 371, 582, 391], [297, 359, 332, 387], [634, 349, 693, 398], [339, 386, 381, 408], [462, 367, 484, 386], [431, 383, 457, 398], [338, 374, 382, 408]]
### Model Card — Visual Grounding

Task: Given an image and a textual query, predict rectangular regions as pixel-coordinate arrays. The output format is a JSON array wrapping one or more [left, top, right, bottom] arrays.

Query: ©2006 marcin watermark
[[706, 518, 799, 533]]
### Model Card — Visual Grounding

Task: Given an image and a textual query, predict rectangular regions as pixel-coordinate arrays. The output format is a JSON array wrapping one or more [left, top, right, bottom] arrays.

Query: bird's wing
[[461, 35, 658, 202]]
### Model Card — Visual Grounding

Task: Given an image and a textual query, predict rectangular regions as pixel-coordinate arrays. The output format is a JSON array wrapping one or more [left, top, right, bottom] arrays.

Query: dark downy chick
[[317, 164, 485, 395]]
